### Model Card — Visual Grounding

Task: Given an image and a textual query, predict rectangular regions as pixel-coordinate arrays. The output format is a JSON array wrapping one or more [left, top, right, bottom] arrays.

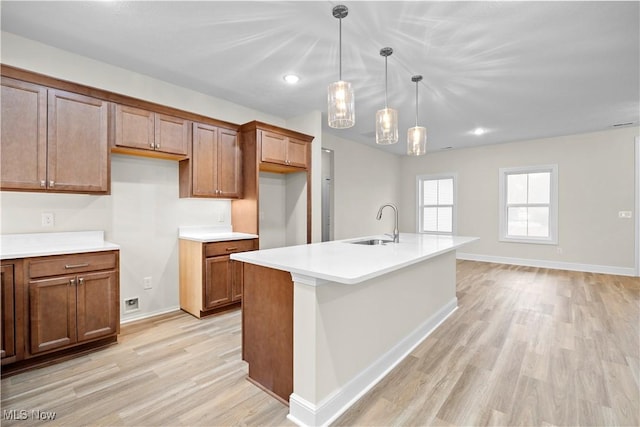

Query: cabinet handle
[[65, 263, 89, 269], [49, 180, 55, 187], [78, 277, 84, 285], [155, 143, 160, 149], [40, 180, 46, 188], [225, 247, 238, 252], [69, 278, 76, 286], [150, 143, 155, 148]]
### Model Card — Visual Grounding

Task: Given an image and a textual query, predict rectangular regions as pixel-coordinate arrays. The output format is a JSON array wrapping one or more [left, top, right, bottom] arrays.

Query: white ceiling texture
[[2, 1, 639, 155]]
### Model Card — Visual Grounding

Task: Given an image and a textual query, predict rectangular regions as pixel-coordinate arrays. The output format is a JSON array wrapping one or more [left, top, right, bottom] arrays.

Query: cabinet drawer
[[29, 251, 118, 279], [205, 239, 257, 257]]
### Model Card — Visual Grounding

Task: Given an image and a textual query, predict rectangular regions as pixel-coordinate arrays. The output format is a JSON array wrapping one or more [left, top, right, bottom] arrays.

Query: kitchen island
[[231, 232, 477, 427]]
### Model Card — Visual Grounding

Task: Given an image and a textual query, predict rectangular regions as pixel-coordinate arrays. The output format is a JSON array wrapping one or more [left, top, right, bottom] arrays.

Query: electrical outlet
[[41, 212, 54, 227], [618, 211, 632, 219], [143, 277, 152, 290], [217, 210, 225, 222], [556, 247, 563, 254], [124, 297, 139, 312]]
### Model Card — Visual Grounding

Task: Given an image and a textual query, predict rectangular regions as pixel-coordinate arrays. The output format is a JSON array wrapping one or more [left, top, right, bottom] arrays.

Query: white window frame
[[499, 164, 558, 245], [416, 173, 457, 235]]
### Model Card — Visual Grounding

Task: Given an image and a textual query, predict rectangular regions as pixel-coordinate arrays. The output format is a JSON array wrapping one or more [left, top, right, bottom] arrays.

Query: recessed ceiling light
[[472, 127, 486, 136], [283, 74, 300, 84]]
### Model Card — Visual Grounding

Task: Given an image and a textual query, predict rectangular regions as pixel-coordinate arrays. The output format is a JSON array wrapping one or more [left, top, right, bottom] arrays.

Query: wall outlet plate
[[124, 297, 139, 312], [41, 212, 54, 227], [143, 277, 152, 290], [618, 211, 632, 219]]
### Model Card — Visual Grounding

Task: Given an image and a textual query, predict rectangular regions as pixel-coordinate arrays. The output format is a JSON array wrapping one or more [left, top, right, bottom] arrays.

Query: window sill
[[499, 236, 557, 245]]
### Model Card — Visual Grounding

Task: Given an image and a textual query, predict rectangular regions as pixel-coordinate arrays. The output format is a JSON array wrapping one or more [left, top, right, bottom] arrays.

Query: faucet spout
[[376, 203, 399, 243]]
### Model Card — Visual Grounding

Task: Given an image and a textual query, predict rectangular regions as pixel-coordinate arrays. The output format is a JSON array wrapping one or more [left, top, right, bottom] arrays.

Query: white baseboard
[[119, 306, 181, 325], [287, 298, 458, 427], [457, 252, 636, 277]]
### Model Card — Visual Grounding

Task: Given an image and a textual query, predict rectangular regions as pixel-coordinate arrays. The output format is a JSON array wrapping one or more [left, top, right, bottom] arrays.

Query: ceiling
[[2, 1, 638, 156]]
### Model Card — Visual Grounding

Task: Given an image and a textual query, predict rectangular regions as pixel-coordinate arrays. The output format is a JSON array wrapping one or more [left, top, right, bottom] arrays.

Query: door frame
[[635, 136, 639, 276]]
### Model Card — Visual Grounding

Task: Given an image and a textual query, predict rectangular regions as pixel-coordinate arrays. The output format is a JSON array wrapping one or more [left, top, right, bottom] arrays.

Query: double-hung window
[[417, 174, 456, 234], [499, 165, 558, 244]]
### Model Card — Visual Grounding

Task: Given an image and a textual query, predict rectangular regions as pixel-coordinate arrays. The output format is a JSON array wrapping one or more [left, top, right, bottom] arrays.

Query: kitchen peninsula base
[[235, 233, 477, 426]]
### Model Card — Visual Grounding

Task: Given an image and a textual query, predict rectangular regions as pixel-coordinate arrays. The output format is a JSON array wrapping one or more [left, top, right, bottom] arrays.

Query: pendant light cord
[[339, 17, 342, 80], [415, 81, 419, 127], [384, 56, 388, 109]]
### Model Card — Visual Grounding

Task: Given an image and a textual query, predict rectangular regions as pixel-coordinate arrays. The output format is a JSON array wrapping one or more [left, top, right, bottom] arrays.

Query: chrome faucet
[[376, 203, 399, 243]]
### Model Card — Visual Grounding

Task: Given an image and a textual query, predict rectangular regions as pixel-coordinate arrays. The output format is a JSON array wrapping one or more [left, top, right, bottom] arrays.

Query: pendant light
[[376, 47, 398, 145], [327, 5, 355, 129], [407, 75, 427, 156]]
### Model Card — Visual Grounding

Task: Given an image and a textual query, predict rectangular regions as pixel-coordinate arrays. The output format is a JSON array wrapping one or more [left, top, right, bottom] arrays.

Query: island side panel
[[291, 250, 457, 425], [242, 262, 293, 403]]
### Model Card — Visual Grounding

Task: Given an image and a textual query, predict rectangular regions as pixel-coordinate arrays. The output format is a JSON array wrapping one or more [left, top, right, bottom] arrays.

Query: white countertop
[[178, 225, 258, 243], [231, 233, 478, 285], [0, 231, 120, 259]]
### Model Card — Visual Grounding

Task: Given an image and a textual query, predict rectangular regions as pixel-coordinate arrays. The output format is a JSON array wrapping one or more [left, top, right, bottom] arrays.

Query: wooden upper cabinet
[[1, 77, 47, 190], [287, 137, 309, 169], [259, 130, 310, 170], [155, 113, 189, 155], [179, 123, 241, 199], [260, 131, 287, 165], [115, 104, 154, 151], [115, 105, 189, 158], [0, 78, 109, 194], [218, 128, 241, 197], [48, 89, 109, 193]]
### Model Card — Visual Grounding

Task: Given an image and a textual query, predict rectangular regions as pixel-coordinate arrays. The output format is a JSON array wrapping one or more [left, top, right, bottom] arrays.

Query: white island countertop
[[178, 225, 258, 243], [0, 231, 120, 259], [231, 233, 478, 285]]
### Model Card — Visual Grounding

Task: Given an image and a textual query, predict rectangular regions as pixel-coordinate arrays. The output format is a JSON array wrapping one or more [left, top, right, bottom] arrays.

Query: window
[[417, 174, 456, 234], [499, 165, 558, 244]]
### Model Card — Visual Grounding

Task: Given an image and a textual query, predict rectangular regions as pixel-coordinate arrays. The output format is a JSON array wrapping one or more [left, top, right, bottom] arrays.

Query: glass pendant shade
[[328, 80, 355, 129], [376, 107, 398, 145], [376, 47, 398, 145], [407, 74, 427, 156], [407, 126, 427, 155]]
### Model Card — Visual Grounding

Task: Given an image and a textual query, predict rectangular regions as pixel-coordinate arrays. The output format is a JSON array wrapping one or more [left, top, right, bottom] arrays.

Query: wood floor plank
[[2, 260, 638, 426]]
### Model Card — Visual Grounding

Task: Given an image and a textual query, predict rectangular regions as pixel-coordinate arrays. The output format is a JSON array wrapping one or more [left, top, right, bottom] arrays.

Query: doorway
[[321, 149, 334, 242]]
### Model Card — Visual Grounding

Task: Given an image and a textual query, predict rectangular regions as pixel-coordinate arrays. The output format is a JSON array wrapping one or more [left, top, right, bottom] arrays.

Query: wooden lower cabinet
[[29, 270, 118, 355], [1, 263, 17, 362], [242, 262, 293, 403], [180, 238, 257, 318], [1, 251, 119, 376]]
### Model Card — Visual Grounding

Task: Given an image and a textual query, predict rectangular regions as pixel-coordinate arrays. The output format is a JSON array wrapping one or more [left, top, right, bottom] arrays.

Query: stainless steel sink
[[349, 238, 393, 245]]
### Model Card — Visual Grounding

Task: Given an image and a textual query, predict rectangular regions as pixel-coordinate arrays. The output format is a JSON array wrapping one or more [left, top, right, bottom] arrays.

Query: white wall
[[321, 133, 401, 240], [400, 127, 639, 273], [286, 110, 323, 243], [0, 32, 313, 321]]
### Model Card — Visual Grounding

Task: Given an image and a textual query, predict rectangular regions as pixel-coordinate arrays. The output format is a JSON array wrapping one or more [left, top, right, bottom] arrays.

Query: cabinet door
[[204, 256, 232, 309], [231, 260, 243, 302], [76, 271, 119, 342], [260, 131, 287, 165], [287, 138, 308, 169], [192, 122, 218, 197], [47, 89, 109, 193], [1, 264, 15, 360], [0, 77, 47, 190], [155, 113, 189, 156], [115, 104, 155, 151], [217, 128, 241, 198], [29, 276, 77, 354]]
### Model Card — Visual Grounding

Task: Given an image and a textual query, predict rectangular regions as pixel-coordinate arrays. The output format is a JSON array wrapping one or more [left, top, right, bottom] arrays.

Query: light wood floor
[[2, 261, 638, 426]]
